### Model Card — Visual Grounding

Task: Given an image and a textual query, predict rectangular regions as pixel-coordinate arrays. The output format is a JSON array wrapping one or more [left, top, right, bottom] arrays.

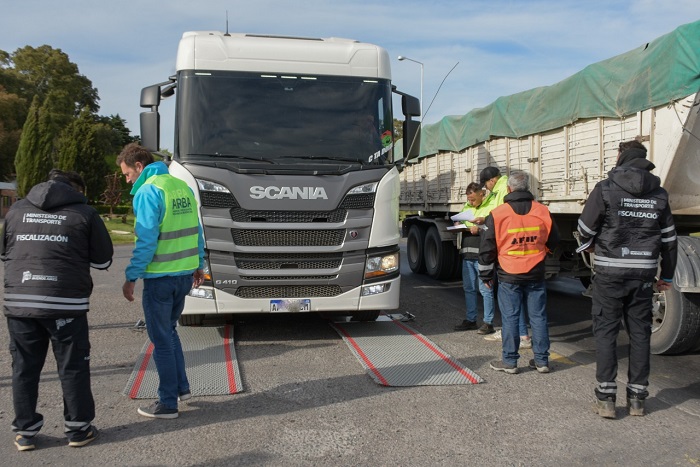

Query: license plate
[[270, 299, 311, 313]]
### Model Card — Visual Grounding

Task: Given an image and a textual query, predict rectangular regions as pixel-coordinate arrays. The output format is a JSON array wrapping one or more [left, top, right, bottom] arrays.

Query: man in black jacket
[[577, 140, 677, 419], [1, 170, 113, 451]]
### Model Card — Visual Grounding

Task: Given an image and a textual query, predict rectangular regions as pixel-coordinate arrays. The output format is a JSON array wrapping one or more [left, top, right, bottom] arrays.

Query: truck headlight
[[196, 179, 231, 193], [365, 252, 399, 278], [189, 287, 214, 299], [348, 182, 378, 195]]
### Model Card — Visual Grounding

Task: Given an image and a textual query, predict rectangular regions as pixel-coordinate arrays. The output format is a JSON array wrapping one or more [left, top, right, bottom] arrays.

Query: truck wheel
[[424, 227, 455, 280], [179, 314, 204, 326], [650, 287, 700, 355], [407, 225, 426, 273], [351, 310, 381, 321]]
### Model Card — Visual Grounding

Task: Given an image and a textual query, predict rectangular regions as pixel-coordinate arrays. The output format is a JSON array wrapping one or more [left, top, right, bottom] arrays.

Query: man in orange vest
[[479, 171, 559, 374]]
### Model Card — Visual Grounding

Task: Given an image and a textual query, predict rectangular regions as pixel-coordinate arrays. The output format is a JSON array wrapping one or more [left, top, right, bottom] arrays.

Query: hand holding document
[[451, 211, 476, 222], [450, 211, 486, 230]]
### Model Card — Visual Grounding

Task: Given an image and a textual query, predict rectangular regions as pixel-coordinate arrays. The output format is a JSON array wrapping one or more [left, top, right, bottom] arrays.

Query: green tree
[[0, 86, 27, 179], [57, 108, 111, 201], [97, 114, 137, 148], [0, 45, 98, 116], [3, 45, 134, 201], [15, 96, 53, 196]]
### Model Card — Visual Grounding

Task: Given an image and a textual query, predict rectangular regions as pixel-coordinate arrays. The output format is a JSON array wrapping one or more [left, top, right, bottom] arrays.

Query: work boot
[[489, 360, 518, 374], [593, 397, 616, 419], [627, 396, 645, 416], [528, 359, 550, 374], [454, 320, 477, 331]]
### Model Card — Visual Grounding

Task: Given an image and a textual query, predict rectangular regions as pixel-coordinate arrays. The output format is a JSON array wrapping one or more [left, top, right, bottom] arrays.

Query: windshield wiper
[[284, 155, 366, 165], [187, 153, 275, 163]]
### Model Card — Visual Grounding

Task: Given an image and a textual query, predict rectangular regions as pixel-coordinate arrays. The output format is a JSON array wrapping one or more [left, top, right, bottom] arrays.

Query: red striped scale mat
[[123, 324, 242, 399], [331, 317, 483, 386]]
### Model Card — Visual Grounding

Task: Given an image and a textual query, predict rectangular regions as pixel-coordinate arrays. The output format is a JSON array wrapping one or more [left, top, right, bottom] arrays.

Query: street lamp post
[[397, 55, 424, 120]]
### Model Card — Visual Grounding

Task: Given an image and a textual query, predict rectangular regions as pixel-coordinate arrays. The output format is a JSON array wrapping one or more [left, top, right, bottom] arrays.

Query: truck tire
[[424, 227, 455, 280], [650, 287, 700, 355], [351, 310, 381, 321], [407, 225, 426, 273]]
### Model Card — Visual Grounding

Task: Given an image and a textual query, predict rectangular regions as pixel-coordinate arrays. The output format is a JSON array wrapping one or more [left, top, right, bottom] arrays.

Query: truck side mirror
[[140, 111, 160, 152], [403, 119, 421, 160], [402, 94, 421, 118], [140, 85, 161, 108], [140, 84, 163, 151]]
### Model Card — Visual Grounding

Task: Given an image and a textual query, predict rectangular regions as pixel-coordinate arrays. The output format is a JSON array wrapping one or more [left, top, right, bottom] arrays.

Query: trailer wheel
[[351, 310, 380, 321], [407, 225, 426, 273], [424, 227, 455, 280], [650, 287, 700, 355]]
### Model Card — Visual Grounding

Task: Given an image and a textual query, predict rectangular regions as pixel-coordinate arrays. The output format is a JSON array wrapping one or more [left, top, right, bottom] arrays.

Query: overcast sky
[[2, 1, 700, 154]]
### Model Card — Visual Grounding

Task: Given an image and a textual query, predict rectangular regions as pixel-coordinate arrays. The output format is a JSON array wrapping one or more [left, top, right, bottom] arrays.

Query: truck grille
[[200, 191, 239, 208], [340, 193, 375, 209], [230, 208, 347, 223], [235, 253, 342, 270], [235, 285, 343, 298], [231, 229, 345, 247], [241, 275, 338, 280]]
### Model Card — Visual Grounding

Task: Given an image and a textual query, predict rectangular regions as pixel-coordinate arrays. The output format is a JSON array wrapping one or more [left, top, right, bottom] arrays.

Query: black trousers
[[7, 315, 94, 439], [591, 275, 653, 400]]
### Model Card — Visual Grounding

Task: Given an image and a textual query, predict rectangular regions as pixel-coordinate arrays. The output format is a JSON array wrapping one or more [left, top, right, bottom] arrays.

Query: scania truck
[[138, 31, 420, 324]]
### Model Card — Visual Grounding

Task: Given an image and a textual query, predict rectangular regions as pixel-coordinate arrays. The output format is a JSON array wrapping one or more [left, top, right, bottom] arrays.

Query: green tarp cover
[[410, 19, 700, 160]]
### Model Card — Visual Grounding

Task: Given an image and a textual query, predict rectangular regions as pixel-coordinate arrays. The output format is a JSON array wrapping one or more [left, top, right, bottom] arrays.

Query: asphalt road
[[0, 241, 698, 466]]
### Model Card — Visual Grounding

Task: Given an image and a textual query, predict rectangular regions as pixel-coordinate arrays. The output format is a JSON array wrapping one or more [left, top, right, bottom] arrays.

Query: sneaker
[[477, 323, 495, 335], [178, 390, 192, 402], [483, 329, 502, 341], [489, 360, 518, 374], [68, 426, 99, 447], [627, 397, 645, 416], [454, 320, 478, 331], [14, 434, 35, 452], [528, 359, 550, 373], [138, 401, 179, 419], [520, 336, 532, 349], [593, 398, 616, 419]]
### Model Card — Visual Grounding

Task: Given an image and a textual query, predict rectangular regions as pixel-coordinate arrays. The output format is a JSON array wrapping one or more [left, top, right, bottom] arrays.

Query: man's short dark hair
[[117, 142, 155, 168], [616, 139, 652, 169], [618, 140, 646, 154], [479, 166, 501, 186], [48, 169, 86, 193], [465, 182, 484, 194]]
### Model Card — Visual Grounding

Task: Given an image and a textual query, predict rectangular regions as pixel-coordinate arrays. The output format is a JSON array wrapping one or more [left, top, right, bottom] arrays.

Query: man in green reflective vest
[[118, 143, 205, 420]]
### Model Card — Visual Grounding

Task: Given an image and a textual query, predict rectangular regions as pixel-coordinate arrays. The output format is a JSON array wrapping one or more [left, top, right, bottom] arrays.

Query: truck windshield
[[176, 70, 394, 165]]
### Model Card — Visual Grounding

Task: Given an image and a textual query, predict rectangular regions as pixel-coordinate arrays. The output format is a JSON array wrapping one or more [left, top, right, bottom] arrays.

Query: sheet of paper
[[451, 211, 476, 222]]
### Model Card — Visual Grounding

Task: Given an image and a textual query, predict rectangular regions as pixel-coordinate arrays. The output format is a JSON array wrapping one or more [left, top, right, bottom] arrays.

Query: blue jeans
[[497, 280, 550, 366], [143, 275, 192, 409], [463, 259, 495, 324]]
